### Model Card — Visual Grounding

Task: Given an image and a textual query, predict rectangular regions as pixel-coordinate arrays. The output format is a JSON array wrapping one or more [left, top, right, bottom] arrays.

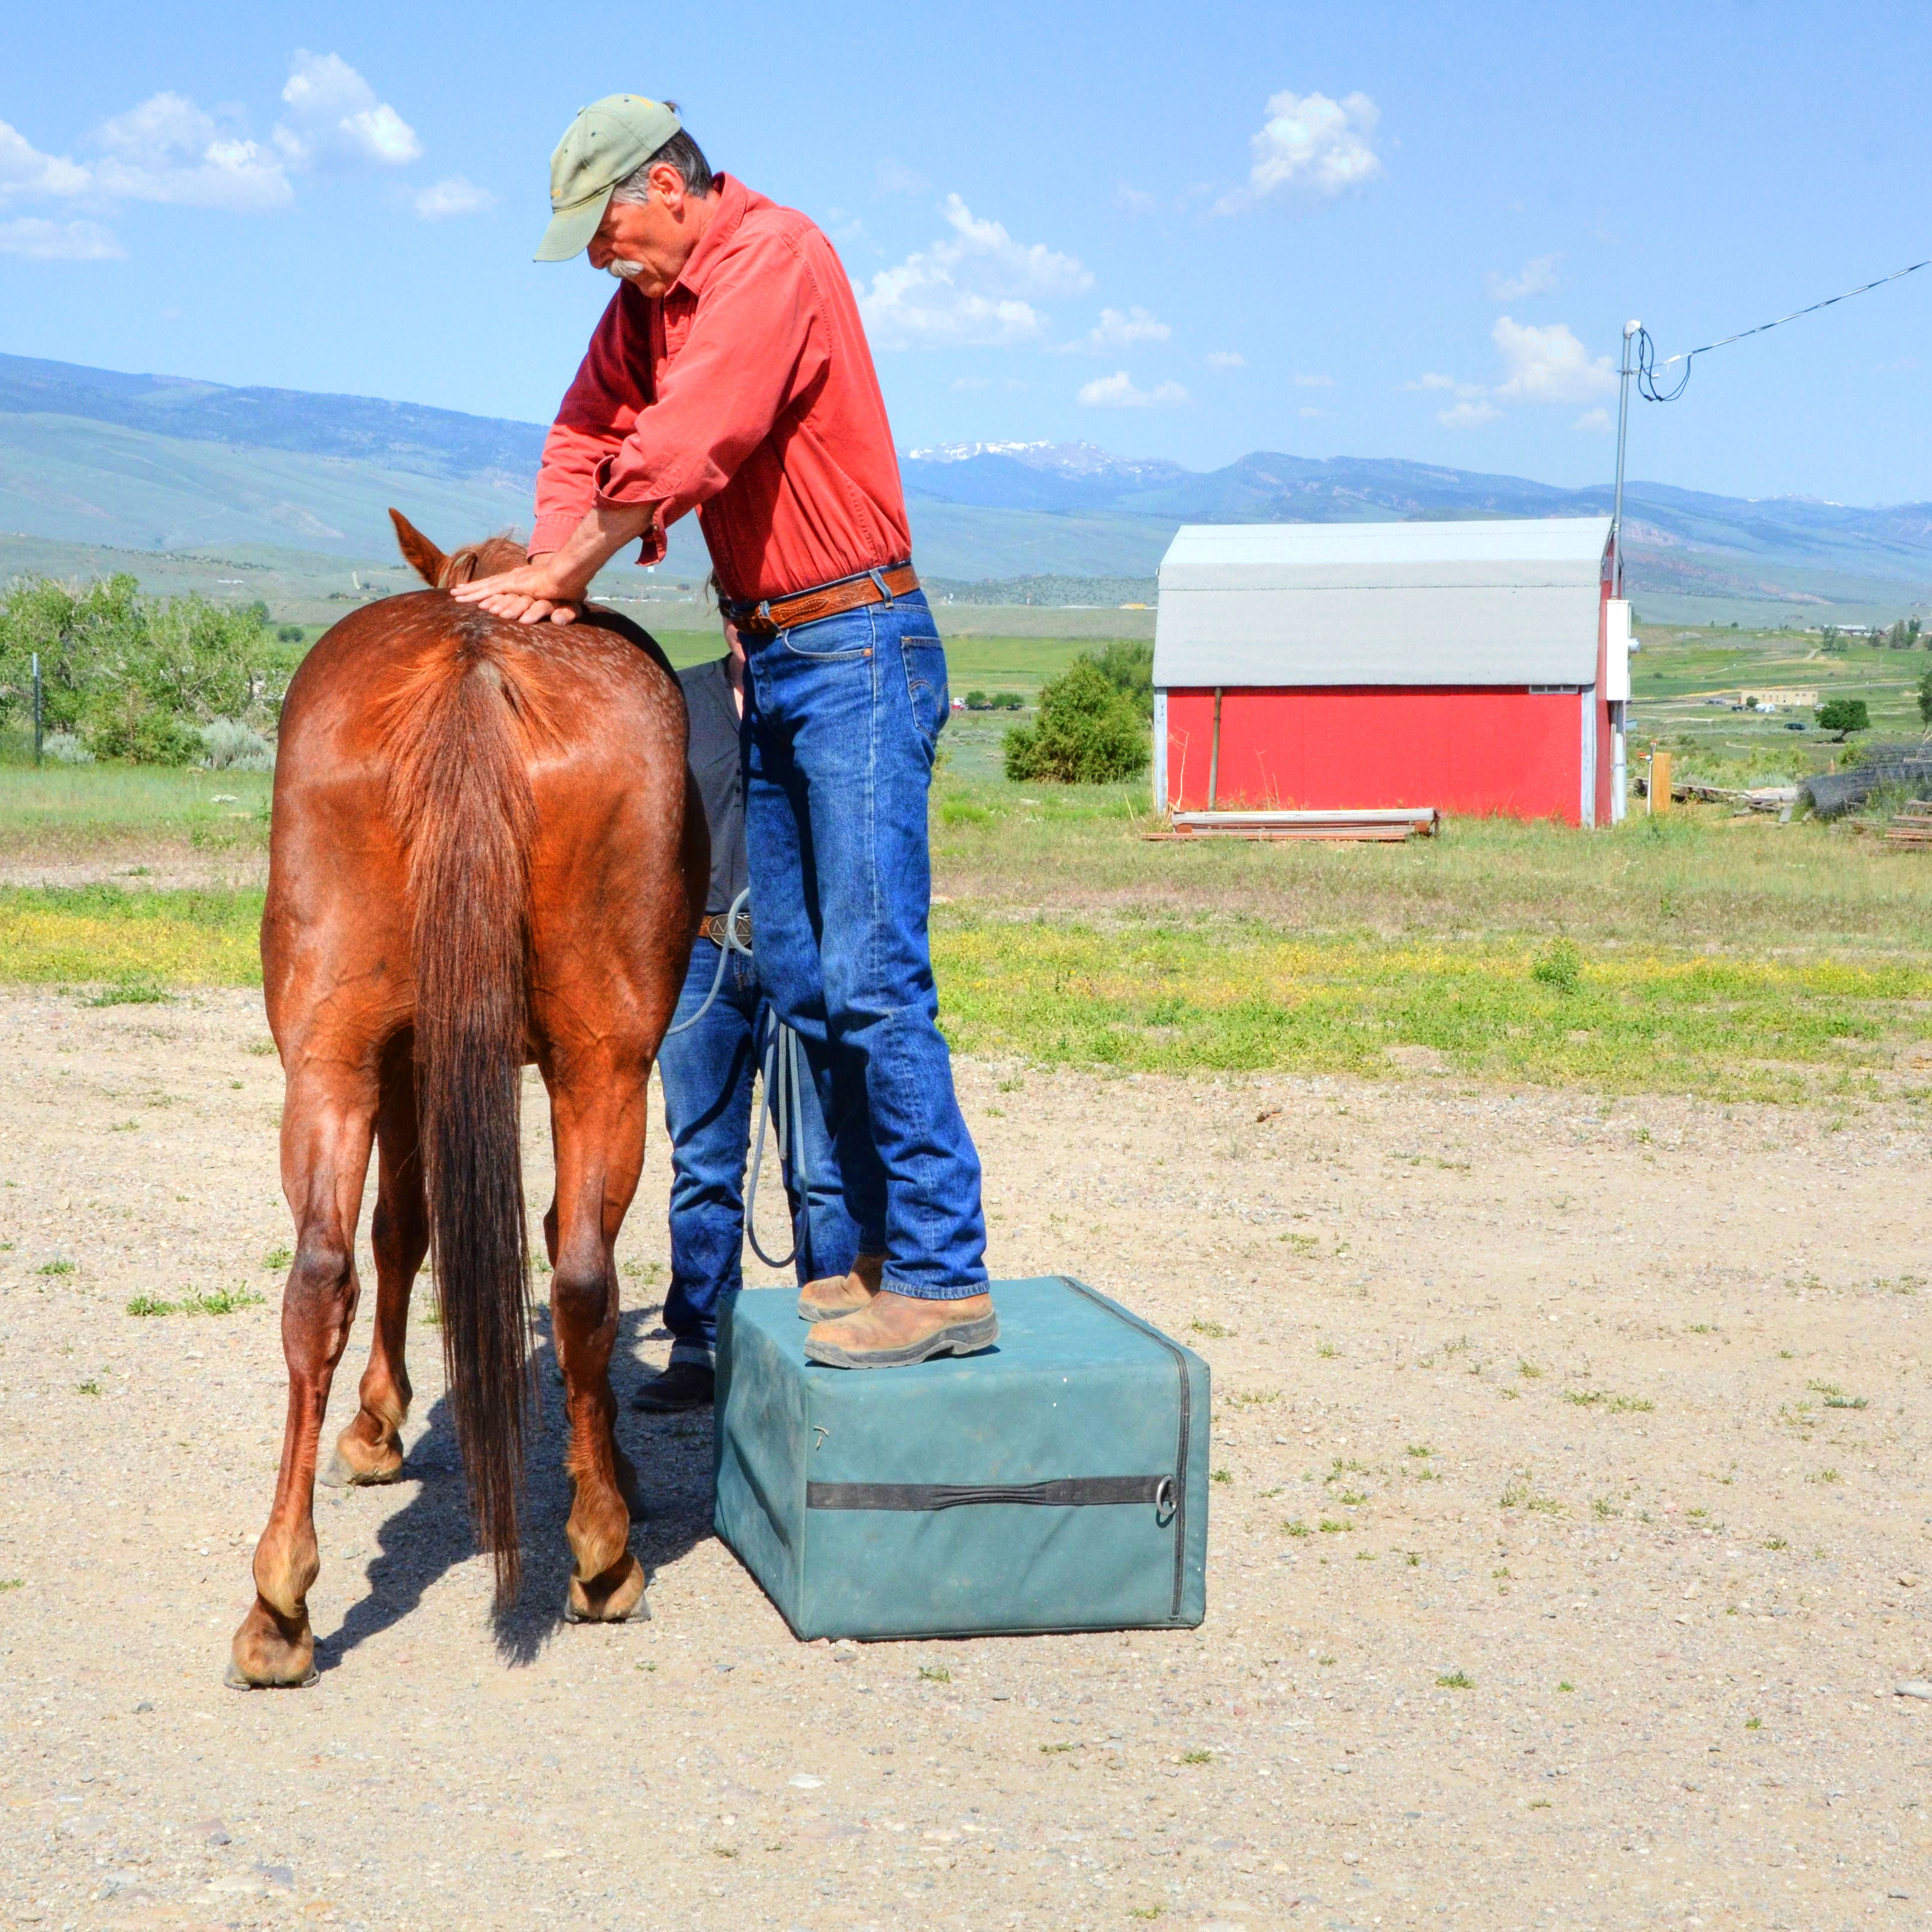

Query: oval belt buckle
[[1154, 1476, 1178, 1526]]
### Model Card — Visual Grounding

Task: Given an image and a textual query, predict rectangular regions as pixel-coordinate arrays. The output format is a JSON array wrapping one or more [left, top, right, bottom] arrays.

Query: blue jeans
[[657, 941, 858, 1364], [742, 587, 988, 1301]]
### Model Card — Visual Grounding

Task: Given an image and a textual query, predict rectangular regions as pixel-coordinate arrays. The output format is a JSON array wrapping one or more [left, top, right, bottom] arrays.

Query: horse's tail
[[389, 613, 540, 1606]]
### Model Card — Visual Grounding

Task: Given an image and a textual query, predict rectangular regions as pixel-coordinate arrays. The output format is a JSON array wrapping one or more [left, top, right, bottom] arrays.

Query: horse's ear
[[389, 508, 447, 587]]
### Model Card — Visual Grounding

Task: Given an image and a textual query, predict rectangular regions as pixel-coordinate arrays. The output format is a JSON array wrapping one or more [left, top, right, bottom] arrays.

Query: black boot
[[631, 1361, 715, 1412]]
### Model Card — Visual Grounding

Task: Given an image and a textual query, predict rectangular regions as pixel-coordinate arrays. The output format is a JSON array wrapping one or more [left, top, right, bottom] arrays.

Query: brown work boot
[[796, 1251, 886, 1324], [803, 1289, 998, 1370]]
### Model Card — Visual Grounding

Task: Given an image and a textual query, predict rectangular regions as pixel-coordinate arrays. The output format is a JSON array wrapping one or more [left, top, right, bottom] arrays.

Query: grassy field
[[0, 882, 261, 993], [0, 761, 272, 861], [3, 622, 1928, 1103], [1630, 620, 1930, 776]]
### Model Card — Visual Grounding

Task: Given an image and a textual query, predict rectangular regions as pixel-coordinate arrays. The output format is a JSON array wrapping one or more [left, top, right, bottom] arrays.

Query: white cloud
[[1077, 370, 1189, 409], [1491, 316, 1616, 402], [874, 159, 929, 197], [1072, 305, 1171, 353], [1114, 184, 1161, 216], [89, 94, 292, 211], [0, 59, 420, 234], [1294, 373, 1334, 388], [0, 215, 123, 260], [1205, 350, 1245, 368], [1297, 405, 1329, 418], [1403, 372, 1458, 392], [413, 175, 493, 220], [0, 96, 294, 214], [1574, 406, 1612, 432], [275, 51, 420, 170], [1438, 399, 1501, 429], [0, 120, 91, 200], [1486, 253, 1561, 301], [1221, 89, 1383, 213], [859, 194, 1091, 349]]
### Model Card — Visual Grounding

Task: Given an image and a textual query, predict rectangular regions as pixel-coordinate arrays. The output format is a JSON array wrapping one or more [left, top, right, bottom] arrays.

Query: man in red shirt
[[454, 95, 993, 1368]]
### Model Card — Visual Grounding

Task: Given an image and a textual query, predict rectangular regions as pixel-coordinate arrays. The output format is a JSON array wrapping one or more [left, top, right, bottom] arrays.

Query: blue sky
[[2, 0, 1928, 503]]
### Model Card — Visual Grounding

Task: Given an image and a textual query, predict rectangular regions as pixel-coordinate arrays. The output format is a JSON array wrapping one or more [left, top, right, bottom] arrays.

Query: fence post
[[32, 651, 42, 766]]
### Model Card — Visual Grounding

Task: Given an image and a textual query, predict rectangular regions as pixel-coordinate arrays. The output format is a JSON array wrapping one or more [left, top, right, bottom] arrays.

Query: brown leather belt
[[699, 908, 753, 950], [731, 562, 920, 638]]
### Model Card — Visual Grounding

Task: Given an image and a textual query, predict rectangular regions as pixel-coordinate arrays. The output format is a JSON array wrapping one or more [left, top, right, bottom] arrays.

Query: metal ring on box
[[1154, 1476, 1178, 1525]]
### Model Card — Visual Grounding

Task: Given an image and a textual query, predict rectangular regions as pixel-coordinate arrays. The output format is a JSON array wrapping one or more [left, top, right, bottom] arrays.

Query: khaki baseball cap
[[534, 94, 681, 262]]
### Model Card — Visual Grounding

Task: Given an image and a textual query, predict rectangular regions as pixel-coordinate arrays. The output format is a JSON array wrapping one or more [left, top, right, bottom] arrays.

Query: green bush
[[1816, 697, 1870, 737], [79, 684, 202, 765], [1532, 937, 1583, 993], [990, 690, 1024, 710], [1003, 659, 1149, 784], [0, 574, 149, 735], [0, 575, 285, 763], [1083, 639, 1154, 721], [963, 688, 992, 711]]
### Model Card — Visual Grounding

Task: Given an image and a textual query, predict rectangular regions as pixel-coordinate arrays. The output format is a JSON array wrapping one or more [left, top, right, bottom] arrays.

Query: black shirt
[[679, 656, 748, 916]]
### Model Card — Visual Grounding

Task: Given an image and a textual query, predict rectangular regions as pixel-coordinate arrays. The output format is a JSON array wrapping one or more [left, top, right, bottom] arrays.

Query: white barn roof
[[1153, 516, 1612, 688]]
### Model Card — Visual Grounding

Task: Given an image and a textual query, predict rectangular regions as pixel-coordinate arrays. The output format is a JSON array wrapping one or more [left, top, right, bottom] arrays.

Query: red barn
[[1152, 518, 1629, 828]]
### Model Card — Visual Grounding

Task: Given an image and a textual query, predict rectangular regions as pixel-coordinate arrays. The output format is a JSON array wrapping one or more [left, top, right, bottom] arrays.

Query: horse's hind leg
[[544, 1054, 651, 1624], [228, 1055, 378, 1688], [323, 1042, 424, 1488]]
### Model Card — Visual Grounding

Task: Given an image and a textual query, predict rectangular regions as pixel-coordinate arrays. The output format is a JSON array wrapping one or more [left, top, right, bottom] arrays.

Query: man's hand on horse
[[450, 559, 585, 626], [450, 501, 662, 626]]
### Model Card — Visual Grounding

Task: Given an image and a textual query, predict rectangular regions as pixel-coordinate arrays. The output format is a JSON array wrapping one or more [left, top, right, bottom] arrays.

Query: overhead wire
[[1635, 253, 1932, 402]]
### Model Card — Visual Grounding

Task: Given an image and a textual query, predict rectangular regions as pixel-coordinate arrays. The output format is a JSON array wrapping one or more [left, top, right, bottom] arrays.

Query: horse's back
[[264, 594, 693, 1050]]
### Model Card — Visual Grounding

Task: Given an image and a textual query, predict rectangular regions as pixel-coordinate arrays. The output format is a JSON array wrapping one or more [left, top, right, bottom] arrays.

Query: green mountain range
[[2, 351, 1927, 623]]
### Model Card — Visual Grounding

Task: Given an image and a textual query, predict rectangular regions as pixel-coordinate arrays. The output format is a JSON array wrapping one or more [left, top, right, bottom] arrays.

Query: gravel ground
[[2, 987, 1930, 1931]]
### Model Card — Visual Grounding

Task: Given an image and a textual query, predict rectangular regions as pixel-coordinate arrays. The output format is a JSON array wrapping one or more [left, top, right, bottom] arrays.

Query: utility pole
[[1611, 320, 1638, 596], [31, 651, 42, 766], [1606, 320, 1640, 825]]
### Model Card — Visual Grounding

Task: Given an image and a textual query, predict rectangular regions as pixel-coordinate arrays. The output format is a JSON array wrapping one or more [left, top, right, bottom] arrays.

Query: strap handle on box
[[807, 1476, 1177, 1523]]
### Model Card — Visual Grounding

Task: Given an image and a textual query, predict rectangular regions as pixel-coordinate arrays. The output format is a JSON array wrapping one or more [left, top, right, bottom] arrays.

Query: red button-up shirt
[[530, 175, 912, 606]]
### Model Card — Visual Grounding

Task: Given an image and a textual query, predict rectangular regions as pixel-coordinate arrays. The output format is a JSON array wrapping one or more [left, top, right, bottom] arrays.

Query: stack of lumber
[[1147, 807, 1440, 844], [1676, 781, 1799, 813], [1883, 800, 1932, 847]]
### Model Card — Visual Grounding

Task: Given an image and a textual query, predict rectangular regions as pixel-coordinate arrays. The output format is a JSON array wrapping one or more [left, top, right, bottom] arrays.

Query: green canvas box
[[713, 1276, 1209, 1640]]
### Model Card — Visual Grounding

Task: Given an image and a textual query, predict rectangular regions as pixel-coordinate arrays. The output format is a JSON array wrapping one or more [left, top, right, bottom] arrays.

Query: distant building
[[1152, 518, 1626, 827], [1740, 688, 1818, 710]]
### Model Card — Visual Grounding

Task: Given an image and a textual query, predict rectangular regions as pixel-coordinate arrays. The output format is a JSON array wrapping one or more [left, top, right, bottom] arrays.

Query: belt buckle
[[732, 910, 753, 951]]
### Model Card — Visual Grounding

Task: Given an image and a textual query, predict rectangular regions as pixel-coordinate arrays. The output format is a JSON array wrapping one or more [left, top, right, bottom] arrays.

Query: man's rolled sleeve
[[531, 291, 647, 555], [593, 236, 826, 535]]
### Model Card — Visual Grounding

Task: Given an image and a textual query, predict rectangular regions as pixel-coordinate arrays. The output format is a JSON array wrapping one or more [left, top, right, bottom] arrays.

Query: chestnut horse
[[229, 512, 702, 1689]]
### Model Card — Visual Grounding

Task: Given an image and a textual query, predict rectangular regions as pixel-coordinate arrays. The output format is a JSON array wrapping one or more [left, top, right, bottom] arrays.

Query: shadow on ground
[[313, 1302, 718, 1675]]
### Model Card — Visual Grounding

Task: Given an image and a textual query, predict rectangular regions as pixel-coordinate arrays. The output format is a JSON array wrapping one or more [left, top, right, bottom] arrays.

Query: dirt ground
[[2, 986, 1930, 1932]]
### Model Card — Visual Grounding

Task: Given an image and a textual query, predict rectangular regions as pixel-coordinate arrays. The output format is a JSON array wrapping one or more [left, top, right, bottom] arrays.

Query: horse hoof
[[229, 1597, 316, 1688], [565, 1553, 649, 1624], [320, 1444, 403, 1489], [224, 1659, 318, 1690]]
